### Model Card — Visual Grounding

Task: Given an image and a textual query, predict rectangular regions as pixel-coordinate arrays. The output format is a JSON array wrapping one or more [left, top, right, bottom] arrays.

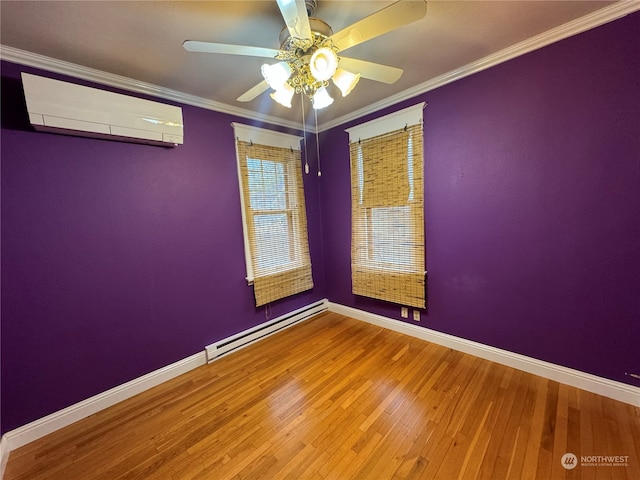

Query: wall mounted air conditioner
[[21, 72, 183, 147]]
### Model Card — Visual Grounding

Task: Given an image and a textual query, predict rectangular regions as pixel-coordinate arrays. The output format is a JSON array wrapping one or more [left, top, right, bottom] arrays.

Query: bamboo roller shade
[[350, 125, 425, 308], [237, 140, 313, 307]]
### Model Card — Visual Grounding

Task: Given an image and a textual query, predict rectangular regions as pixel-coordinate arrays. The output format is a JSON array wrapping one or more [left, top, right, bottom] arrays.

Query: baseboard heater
[[205, 299, 327, 362]]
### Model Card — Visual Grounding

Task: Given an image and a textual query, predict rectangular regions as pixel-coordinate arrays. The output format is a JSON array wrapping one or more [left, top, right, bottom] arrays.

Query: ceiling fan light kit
[[332, 68, 361, 97], [308, 47, 338, 82], [268, 22, 345, 110], [270, 82, 295, 108], [311, 85, 334, 110], [261, 62, 293, 90]]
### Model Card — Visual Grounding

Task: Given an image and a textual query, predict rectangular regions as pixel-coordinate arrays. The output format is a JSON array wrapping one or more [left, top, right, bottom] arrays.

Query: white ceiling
[[1, 1, 636, 130]]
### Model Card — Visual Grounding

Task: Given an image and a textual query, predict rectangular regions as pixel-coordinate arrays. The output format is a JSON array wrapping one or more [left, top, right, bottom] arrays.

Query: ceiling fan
[[183, 0, 427, 110]]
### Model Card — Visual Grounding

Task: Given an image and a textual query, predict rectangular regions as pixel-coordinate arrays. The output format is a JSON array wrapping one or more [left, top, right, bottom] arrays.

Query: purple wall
[[320, 12, 640, 386], [0, 62, 325, 433], [2, 11, 639, 436]]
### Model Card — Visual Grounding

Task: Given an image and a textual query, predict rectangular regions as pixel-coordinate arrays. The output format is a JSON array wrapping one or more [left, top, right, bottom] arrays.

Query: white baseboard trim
[[328, 302, 640, 407], [0, 435, 8, 480], [1, 350, 207, 466], [0, 299, 329, 476]]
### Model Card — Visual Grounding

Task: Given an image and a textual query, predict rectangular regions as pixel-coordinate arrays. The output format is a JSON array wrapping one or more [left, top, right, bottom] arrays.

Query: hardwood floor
[[5, 312, 640, 479]]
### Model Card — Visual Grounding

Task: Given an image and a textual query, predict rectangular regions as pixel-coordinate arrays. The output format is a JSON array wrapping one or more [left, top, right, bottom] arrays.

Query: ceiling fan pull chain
[[301, 95, 309, 174], [315, 108, 321, 177]]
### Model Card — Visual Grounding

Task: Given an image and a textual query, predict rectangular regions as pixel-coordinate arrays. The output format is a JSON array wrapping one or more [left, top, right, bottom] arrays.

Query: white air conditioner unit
[[21, 72, 183, 147]]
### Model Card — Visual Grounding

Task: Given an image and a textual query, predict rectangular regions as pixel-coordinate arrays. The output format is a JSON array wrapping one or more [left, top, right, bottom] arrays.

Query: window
[[234, 124, 313, 306], [246, 157, 295, 273], [347, 104, 426, 308]]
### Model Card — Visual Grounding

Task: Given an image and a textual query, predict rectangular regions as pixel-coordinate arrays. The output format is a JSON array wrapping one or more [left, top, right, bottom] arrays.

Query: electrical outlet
[[413, 310, 421, 321], [401, 307, 408, 318]]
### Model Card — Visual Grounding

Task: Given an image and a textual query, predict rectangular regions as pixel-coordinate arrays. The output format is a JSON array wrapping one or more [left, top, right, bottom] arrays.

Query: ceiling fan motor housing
[[278, 17, 333, 50], [305, 0, 318, 16]]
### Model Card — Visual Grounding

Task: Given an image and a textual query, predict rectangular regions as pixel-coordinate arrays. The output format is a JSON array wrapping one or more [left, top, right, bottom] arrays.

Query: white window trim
[[345, 102, 425, 142], [232, 123, 303, 284]]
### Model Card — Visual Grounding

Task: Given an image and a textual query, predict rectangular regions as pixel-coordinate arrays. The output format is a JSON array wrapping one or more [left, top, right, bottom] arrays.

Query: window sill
[[245, 262, 308, 286]]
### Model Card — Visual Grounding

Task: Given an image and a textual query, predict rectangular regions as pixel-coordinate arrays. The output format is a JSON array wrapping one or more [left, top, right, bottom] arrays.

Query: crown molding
[[0, 45, 303, 132], [318, 0, 640, 132], [2, 1, 638, 134]]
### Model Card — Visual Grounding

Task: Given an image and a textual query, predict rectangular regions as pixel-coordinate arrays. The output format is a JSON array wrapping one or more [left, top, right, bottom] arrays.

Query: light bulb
[[270, 82, 295, 108], [309, 47, 338, 82], [332, 68, 360, 97], [261, 62, 292, 90], [312, 86, 333, 110]]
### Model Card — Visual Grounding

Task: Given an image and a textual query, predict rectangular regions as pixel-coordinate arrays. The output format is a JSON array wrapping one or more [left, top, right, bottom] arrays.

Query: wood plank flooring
[[5, 312, 640, 479]]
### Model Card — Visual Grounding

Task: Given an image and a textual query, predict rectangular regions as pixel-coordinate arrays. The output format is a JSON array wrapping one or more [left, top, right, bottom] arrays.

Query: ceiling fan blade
[[183, 40, 280, 58], [331, 0, 427, 52], [276, 0, 312, 42], [237, 80, 270, 102], [339, 57, 403, 84]]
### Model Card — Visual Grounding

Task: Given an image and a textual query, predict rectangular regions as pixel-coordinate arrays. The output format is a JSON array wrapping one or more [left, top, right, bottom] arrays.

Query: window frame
[[346, 103, 426, 308], [244, 154, 303, 277], [232, 123, 308, 285]]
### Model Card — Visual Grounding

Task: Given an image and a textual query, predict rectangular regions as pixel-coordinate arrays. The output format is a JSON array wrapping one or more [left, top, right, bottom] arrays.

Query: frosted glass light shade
[[261, 62, 292, 90], [332, 69, 360, 97], [312, 86, 333, 110], [270, 82, 295, 108], [309, 47, 338, 82]]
